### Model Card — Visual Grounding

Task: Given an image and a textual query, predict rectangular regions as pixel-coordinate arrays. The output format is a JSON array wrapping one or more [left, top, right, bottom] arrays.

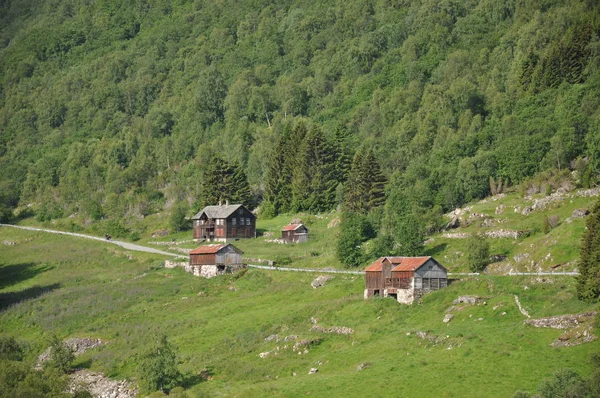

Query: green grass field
[[1, 226, 599, 397]]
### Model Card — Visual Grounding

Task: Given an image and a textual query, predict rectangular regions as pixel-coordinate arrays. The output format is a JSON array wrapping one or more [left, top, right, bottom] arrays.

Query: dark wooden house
[[364, 256, 447, 304], [188, 243, 245, 278], [191, 204, 256, 242], [281, 223, 308, 243]]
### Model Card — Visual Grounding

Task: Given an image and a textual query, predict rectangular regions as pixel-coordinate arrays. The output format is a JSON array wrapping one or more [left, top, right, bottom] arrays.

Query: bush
[[466, 234, 490, 273], [170, 202, 189, 232], [45, 335, 75, 374], [274, 255, 292, 266], [137, 335, 182, 393]]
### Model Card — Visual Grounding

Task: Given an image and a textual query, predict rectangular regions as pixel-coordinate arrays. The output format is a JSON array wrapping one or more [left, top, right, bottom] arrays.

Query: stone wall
[[164, 260, 189, 269], [164, 260, 246, 278]]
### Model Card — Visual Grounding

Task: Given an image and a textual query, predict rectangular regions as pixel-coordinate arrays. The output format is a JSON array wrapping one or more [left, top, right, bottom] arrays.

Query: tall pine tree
[[577, 199, 600, 301], [200, 156, 251, 208], [343, 149, 387, 214]]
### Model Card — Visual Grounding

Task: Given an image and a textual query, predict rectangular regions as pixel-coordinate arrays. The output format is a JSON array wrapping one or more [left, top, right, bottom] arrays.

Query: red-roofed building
[[281, 223, 309, 243], [188, 243, 245, 278], [365, 256, 447, 304]]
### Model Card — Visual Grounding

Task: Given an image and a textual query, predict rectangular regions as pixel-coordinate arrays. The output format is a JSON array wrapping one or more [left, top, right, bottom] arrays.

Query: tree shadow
[[0, 262, 54, 290], [425, 243, 447, 257], [72, 358, 93, 370], [255, 228, 267, 237], [181, 367, 214, 389], [0, 283, 61, 312]]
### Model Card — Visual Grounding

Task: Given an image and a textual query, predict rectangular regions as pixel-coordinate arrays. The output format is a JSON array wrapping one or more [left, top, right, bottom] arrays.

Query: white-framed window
[[232, 218, 237, 226], [246, 218, 251, 225]]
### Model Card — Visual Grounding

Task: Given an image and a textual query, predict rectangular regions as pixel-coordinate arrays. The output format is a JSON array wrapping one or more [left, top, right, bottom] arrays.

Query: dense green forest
[[0, 0, 599, 235]]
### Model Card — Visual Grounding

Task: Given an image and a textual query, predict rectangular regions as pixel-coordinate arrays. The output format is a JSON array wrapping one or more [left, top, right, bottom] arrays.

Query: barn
[[281, 223, 309, 243], [191, 203, 256, 242], [364, 256, 447, 304], [188, 244, 245, 278]]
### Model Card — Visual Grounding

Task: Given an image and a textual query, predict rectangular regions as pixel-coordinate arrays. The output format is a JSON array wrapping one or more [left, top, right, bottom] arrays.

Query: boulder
[[309, 368, 318, 374], [443, 314, 454, 323], [572, 208, 590, 218], [495, 205, 505, 215], [445, 217, 460, 229]]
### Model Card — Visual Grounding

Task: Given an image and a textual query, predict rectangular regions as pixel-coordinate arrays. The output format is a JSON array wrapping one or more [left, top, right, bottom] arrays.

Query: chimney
[[226, 199, 229, 206], [218, 200, 222, 206]]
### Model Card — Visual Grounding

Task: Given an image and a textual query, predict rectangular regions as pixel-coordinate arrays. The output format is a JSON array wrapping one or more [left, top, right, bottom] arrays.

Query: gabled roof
[[282, 223, 305, 231], [189, 244, 228, 254], [365, 256, 433, 272], [192, 204, 254, 220]]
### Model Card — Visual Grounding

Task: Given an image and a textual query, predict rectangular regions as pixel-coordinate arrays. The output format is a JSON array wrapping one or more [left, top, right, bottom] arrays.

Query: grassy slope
[[1, 226, 599, 397]]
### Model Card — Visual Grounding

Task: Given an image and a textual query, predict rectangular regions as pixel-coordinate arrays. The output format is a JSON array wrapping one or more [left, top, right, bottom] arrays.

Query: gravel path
[[0, 224, 186, 258]]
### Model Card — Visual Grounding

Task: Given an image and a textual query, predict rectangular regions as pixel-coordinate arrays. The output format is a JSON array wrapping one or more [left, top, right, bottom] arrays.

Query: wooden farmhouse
[[364, 256, 448, 304], [191, 203, 256, 242], [281, 223, 309, 243], [188, 244, 245, 278]]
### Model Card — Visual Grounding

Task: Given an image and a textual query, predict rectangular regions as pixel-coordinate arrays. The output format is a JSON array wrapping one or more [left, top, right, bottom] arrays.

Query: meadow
[[1, 225, 599, 397]]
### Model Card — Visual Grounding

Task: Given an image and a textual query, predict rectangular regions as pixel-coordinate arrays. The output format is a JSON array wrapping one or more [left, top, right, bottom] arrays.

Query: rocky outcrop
[[68, 370, 137, 398], [572, 208, 590, 218], [310, 325, 354, 335], [453, 296, 483, 305]]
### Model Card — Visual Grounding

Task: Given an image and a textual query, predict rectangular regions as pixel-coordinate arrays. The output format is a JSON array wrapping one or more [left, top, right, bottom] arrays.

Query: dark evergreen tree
[[200, 157, 252, 207], [332, 126, 352, 184], [230, 161, 252, 205], [344, 149, 387, 214], [364, 149, 387, 210], [577, 199, 600, 301], [337, 212, 371, 267]]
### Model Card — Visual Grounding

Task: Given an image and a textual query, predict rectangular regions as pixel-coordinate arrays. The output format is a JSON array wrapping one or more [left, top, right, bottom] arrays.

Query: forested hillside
[[0, 0, 599, 234]]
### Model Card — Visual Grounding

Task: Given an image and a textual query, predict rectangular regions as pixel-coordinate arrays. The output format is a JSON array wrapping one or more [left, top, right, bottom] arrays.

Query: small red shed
[[281, 223, 309, 243]]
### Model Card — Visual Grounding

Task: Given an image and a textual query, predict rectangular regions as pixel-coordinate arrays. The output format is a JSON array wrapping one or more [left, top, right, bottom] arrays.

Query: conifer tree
[[344, 149, 387, 214], [364, 149, 387, 209], [332, 126, 352, 184], [577, 199, 600, 301], [200, 157, 251, 207]]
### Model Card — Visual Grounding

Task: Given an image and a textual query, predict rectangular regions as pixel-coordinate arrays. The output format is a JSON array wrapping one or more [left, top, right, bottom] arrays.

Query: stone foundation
[[364, 287, 425, 305], [164, 260, 246, 278]]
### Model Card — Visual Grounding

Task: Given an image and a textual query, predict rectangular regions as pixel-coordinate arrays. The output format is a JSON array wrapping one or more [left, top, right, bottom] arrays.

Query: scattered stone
[[521, 206, 532, 216], [453, 296, 482, 305], [484, 229, 529, 239], [38, 338, 105, 368], [441, 232, 470, 239], [264, 334, 279, 342], [309, 368, 318, 374], [481, 218, 495, 227], [525, 312, 597, 330], [514, 295, 531, 318], [477, 318, 484, 321], [1, 240, 16, 245], [310, 317, 318, 324], [259, 351, 272, 359], [357, 363, 370, 371], [492, 303, 504, 310], [490, 254, 507, 263], [501, 312, 507, 316], [311, 275, 334, 289], [284, 335, 298, 342], [572, 208, 590, 218], [263, 231, 274, 238], [495, 205, 506, 215], [443, 314, 454, 323], [68, 370, 137, 398], [310, 325, 354, 335]]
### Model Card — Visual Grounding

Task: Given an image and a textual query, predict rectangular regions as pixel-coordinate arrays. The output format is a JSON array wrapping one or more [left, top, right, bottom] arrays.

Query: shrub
[[45, 335, 75, 374], [137, 335, 182, 393], [466, 234, 490, 273]]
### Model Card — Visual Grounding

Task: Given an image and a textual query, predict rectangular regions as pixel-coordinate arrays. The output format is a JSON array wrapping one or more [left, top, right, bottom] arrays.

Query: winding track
[[0, 223, 187, 259]]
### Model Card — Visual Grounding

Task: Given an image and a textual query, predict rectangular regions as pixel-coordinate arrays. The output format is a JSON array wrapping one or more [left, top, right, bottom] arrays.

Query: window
[[232, 218, 237, 226], [428, 265, 433, 270], [246, 218, 251, 225]]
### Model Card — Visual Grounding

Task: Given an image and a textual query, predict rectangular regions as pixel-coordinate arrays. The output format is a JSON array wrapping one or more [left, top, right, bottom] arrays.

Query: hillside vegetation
[[1, 226, 599, 397], [0, 0, 599, 235]]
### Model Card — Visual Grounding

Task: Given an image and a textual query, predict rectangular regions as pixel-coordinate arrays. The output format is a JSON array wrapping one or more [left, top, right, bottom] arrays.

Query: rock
[[453, 296, 482, 305], [310, 324, 354, 335], [501, 312, 507, 316], [490, 254, 507, 263], [1, 240, 16, 245], [309, 368, 318, 374], [443, 314, 454, 323], [311, 275, 334, 289], [521, 206, 532, 216], [441, 232, 470, 239], [495, 205, 505, 215], [259, 351, 271, 358], [481, 218, 495, 227], [290, 218, 302, 225], [357, 363, 370, 371], [572, 208, 590, 218], [263, 231, 274, 237], [264, 334, 279, 342], [445, 217, 460, 229]]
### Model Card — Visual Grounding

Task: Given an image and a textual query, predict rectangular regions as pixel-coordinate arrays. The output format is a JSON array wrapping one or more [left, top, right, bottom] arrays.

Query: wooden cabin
[[281, 223, 309, 243], [364, 256, 447, 304], [188, 244, 245, 278], [191, 203, 256, 242]]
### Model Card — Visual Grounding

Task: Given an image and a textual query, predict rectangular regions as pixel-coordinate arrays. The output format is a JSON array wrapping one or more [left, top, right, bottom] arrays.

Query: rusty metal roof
[[192, 204, 255, 220], [365, 256, 432, 272], [282, 223, 305, 231], [189, 244, 228, 254]]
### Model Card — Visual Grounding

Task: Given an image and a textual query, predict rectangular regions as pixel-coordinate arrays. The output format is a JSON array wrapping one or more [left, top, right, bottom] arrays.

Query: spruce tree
[[577, 199, 600, 301], [343, 152, 369, 214], [364, 149, 387, 209], [200, 157, 252, 207], [230, 161, 252, 205]]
